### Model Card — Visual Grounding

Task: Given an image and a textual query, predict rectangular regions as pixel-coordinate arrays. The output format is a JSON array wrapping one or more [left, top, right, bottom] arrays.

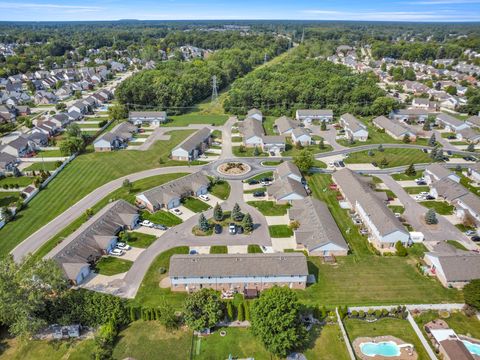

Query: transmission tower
[[211, 75, 218, 102]]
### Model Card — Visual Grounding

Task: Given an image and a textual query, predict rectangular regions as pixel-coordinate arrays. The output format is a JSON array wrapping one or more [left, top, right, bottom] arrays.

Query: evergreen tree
[[226, 301, 234, 321], [430, 147, 437, 160], [428, 133, 436, 147], [237, 303, 245, 321], [243, 301, 250, 321], [395, 241, 408, 257], [198, 213, 210, 232], [402, 134, 411, 143], [423, 121, 431, 131], [253, 146, 260, 156], [349, 136, 355, 145], [368, 149, 374, 157], [320, 120, 327, 131], [380, 157, 389, 167], [425, 208, 438, 224], [242, 213, 254, 232], [318, 138, 325, 149], [434, 148, 444, 162], [405, 164, 416, 177], [232, 203, 243, 221], [467, 143, 475, 152], [213, 203, 223, 222], [378, 144, 384, 152]]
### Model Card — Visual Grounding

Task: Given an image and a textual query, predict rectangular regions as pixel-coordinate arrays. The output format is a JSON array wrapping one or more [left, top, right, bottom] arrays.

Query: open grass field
[[344, 317, 430, 360], [181, 197, 211, 213], [94, 256, 133, 276], [345, 148, 431, 168], [0, 192, 20, 206], [247, 200, 290, 216], [0, 176, 33, 187], [209, 180, 231, 200], [0, 130, 195, 257], [404, 186, 430, 194], [126, 231, 157, 248], [165, 114, 228, 127], [419, 201, 454, 215], [269, 224, 294, 238], [296, 174, 463, 307]]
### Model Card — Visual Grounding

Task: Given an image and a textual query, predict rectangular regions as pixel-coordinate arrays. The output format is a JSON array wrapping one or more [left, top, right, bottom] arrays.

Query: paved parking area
[[202, 194, 226, 206], [121, 247, 144, 261], [133, 226, 165, 237], [271, 237, 297, 252], [172, 206, 196, 221], [243, 182, 265, 191], [227, 245, 248, 254], [265, 215, 290, 226], [189, 246, 210, 254], [243, 193, 266, 202]]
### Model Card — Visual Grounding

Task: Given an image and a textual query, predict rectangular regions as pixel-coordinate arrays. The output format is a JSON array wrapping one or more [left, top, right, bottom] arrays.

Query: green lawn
[[141, 210, 183, 227], [209, 180, 231, 200], [304, 324, 351, 360], [94, 256, 133, 276], [131, 247, 189, 309], [446, 240, 468, 251], [210, 245, 228, 254], [231, 136, 243, 142], [126, 231, 157, 248], [24, 161, 60, 172], [419, 201, 454, 215], [404, 186, 430, 194], [391, 170, 424, 181], [0, 130, 195, 256], [247, 201, 290, 216], [268, 225, 294, 238], [296, 174, 463, 307], [262, 160, 283, 166], [244, 186, 266, 194], [414, 310, 480, 340], [0, 192, 20, 206], [282, 141, 333, 157], [345, 148, 431, 168], [344, 318, 430, 360], [388, 205, 405, 214], [247, 244, 263, 253], [263, 116, 277, 135], [181, 197, 211, 213], [0, 176, 33, 187], [244, 171, 273, 182], [165, 114, 228, 127], [312, 159, 327, 168], [37, 149, 64, 157], [457, 172, 480, 196], [232, 146, 268, 157]]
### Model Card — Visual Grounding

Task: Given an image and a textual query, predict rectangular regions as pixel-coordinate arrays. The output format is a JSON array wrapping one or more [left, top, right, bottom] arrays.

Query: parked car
[[359, 228, 369, 235], [394, 213, 402, 218], [214, 224, 222, 234], [422, 148, 428, 153], [464, 156, 477, 162], [116, 242, 131, 251], [471, 236, 480, 242], [371, 161, 378, 167], [447, 135, 456, 140], [109, 248, 125, 256], [248, 179, 259, 185], [171, 208, 183, 215], [419, 192, 430, 196], [446, 150, 453, 156], [199, 194, 210, 201], [269, 151, 275, 156], [141, 220, 154, 228], [136, 203, 146, 210], [253, 191, 265, 197], [261, 180, 271, 186], [229, 223, 236, 234], [338, 160, 345, 168], [425, 195, 435, 200], [153, 224, 167, 230], [416, 181, 427, 185]]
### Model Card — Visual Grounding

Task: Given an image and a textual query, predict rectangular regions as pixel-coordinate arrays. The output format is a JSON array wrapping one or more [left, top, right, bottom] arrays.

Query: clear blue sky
[[2, 0, 480, 22]]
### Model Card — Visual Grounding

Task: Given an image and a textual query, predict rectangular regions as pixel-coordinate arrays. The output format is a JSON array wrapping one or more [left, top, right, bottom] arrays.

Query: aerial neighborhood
[[0, 16, 480, 360]]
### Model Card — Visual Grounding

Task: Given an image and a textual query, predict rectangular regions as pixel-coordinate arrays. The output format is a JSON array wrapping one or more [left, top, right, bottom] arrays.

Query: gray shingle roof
[[372, 116, 414, 137], [274, 116, 299, 134], [267, 176, 307, 200], [169, 253, 308, 278], [129, 111, 166, 118], [425, 163, 455, 181], [436, 113, 465, 127], [340, 113, 366, 133], [240, 117, 264, 139], [173, 127, 211, 153], [275, 161, 302, 181], [426, 250, 480, 282], [431, 178, 469, 201]]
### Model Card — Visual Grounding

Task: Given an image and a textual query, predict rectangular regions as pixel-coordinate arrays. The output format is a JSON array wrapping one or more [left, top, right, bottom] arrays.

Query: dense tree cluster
[[371, 41, 464, 62], [223, 43, 386, 116]]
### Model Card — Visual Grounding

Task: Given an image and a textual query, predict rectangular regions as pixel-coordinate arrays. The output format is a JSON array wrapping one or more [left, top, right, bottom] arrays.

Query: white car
[[116, 242, 131, 251], [414, 195, 425, 201], [260, 180, 270, 186], [199, 194, 210, 201], [394, 213, 402, 218], [419, 192, 430, 196], [141, 220, 154, 227], [109, 248, 125, 256], [171, 208, 183, 215]]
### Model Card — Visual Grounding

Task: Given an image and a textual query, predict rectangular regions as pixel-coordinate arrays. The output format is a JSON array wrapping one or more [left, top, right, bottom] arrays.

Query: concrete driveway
[[133, 226, 165, 237], [172, 206, 197, 221], [121, 247, 144, 261], [265, 215, 290, 226]]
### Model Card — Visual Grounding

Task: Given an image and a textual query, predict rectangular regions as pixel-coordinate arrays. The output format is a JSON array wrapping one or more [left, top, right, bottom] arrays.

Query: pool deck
[[353, 336, 418, 360]]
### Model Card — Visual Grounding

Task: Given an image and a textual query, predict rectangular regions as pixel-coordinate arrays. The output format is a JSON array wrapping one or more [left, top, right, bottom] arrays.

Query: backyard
[[247, 200, 290, 216], [413, 310, 480, 341], [209, 180, 231, 200], [344, 148, 431, 168], [0, 192, 20, 206]]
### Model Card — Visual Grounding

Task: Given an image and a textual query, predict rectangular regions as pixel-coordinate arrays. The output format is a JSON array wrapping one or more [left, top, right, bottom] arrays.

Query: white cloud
[[0, 2, 102, 12]]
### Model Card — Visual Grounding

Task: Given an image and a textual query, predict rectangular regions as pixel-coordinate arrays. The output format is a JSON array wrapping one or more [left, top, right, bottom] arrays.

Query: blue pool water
[[360, 342, 401, 357], [463, 340, 480, 356]]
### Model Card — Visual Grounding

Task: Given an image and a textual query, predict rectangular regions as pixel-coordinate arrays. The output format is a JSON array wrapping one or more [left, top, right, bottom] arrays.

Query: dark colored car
[[338, 160, 345, 168], [447, 135, 456, 140], [253, 191, 265, 197], [214, 224, 222, 234], [425, 195, 435, 200], [447, 151, 453, 156], [261, 177, 273, 182], [422, 148, 428, 153], [371, 161, 378, 167], [248, 179, 259, 185], [154, 224, 167, 231], [471, 235, 480, 242]]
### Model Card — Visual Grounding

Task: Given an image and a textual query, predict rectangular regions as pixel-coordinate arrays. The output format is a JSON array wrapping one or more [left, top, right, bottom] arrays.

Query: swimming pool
[[462, 340, 480, 356], [360, 341, 401, 357]]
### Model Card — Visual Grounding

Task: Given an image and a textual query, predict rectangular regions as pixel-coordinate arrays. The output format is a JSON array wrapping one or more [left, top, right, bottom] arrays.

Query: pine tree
[[237, 303, 245, 321], [402, 134, 411, 143], [253, 146, 260, 156], [349, 136, 355, 145], [368, 149, 374, 157], [405, 164, 416, 177], [380, 157, 389, 167], [232, 203, 243, 221], [226, 301, 234, 321], [242, 213, 253, 232], [378, 144, 384, 152], [320, 120, 327, 131], [435, 148, 444, 162], [425, 208, 438, 224], [198, 213, 210, 232], [430, 147, 437, 160], [467, 143, 475, 152], [428, 133, 436, 147], [319, 138, 325, 149], [423, 121, 431, 131], [213, 203, 223, 221], [243, 301, 250, 321]]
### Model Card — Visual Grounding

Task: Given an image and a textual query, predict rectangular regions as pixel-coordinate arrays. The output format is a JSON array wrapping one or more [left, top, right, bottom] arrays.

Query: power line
[[211, 75, 218, 102]]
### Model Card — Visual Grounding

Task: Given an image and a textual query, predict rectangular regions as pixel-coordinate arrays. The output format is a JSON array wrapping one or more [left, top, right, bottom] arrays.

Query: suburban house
[[466, 115, 480, 129], [389, 108, 429, 123], [289, 197, 349, 257], [240, 117, 264, 147], [128, 111, 167, 127], [274, 116, 300, 135], [467, 163, 480, 183], [424, 245, 480, 289], [247, 108, 262, 122], [261, 136, 286, 154], [170, 127, 211, 161], [136, 172, 210, 211], [454, 192, 480, 226], [456, 128, 480, 143], [275, 161, 303, 183], [291, 128, 312, 146], [268, 162, 307, 203], [93, 122, 138, 152], [372, 116, 417, 141], [339, 113, 368, 142], [0, 135, 32, 157], [44, 200, 139, 285], [69, 100, 89, 115], [411, 98, 439, 111], [429, 178, 469, 201], [0, 151, 18, 176], [425, 322, 475, 360], [295, 109, 333, 124], [333, 169, 410, 250], [424, 164, 460, 185], [169, 253, 309, 293], [436, 113, 470, 133]]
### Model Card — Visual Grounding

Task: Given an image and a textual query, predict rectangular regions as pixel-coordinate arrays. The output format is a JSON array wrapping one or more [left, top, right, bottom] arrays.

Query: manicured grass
[[304, 324, 351, 360], [391, 170, 424, 181], [344, 317, 430, 360], [337, 120, 400, 147], [0, 192, 20, 206], [296, 174, 463, 307], [181, 197, 211, 213], [24, 161, 60, 172], [282, 141, 333, 157], [344, 148, 431, 168], [262, 160, 283, 166], [312, 159, 327, 168], [210, 245, 228, 254], [244, 171, 273, 182], [209, 180, 231, 200], [457, 171, 480, 196], [388, 205, 405, 214], [0, 130, 195, 256], [244, 186, 266, 194], [0, 176, 33, 187], [232, 146, 268, 157], [211, 129, 222, 139], [247, 200, 290, 216], [231, 136, 243, 142], [446, 240, 468, 251], [419, 201, 454, 215], [37, 149, 64, 157], [414, 310, 480, 340], [131, 246, 189, 309], [94, 256, 133, 276], [404, 186, 430, 194], [441, 132, 456, 138], [165, 114, 228, 127], [268, 224, 293, 238], [141, 210, 183, 227], [262, 116, 277, 135], [126, 231, 157, 248], [247, 244, 262, 253]]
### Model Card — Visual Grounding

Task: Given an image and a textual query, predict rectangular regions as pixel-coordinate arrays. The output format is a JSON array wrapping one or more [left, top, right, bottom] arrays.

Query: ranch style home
[[44, 200, 139, 285], [247, 108, 263, 122], [390, 108, 429, 123], [135, 172, 210, 212], [339, 113, 369, 142], [171, 127, 212, 161], [424, 163, 460, 185], [372, 115, 417, 141], [435, 113, 470, 133], [128, 111, 167, 127], [295, 109, 333, 124], [93, 121, 138, 152], [268, 161, 307, 203], [169, 253, 309, 293]]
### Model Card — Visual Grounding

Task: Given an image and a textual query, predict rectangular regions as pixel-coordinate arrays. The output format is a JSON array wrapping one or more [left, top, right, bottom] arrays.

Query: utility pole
[[211, 75, 218, 102]]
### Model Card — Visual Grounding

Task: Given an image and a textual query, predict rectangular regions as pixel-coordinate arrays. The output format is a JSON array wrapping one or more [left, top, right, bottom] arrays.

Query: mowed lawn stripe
[[0, 130, 195, 256]]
